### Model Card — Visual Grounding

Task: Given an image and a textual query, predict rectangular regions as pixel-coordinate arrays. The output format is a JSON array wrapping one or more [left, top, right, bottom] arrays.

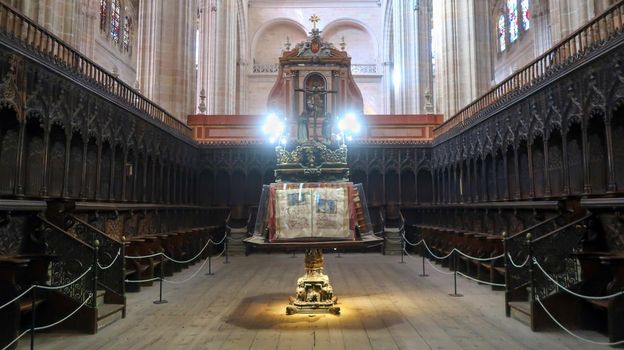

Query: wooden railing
[[434, 1, 624, 138], [0, 2, 192, 139]]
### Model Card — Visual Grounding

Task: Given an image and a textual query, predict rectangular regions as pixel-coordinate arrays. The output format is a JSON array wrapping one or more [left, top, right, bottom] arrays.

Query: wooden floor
[[20, 253, 607, 350]]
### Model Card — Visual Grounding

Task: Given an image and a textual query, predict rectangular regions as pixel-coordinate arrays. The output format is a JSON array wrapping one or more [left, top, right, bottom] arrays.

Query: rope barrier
[[423, 255, 456, 275], [417, 238, 504, 262], [209, 235, 228, 245], [405, 248, 505, 285], [37, 267, 93, 291], [97, 249, 121, 270], [454, 249, 504, 262], [163, 246, 227, 284], [401, 234, 423, 247], [125, 277, 160, 283], [0, 266, 92, 311], [422, 240, 455, 260], [161, 238, 214, 264], [0, 286, 35, 311], [125, 235, 227, 262], [1, 330, 29, 350], [125, 252, 161, 259], [34, 294, 92, 331], [507, 253, 530, 268], [404, 248, 455, 275], [536, 298, 624, 346], [533, 258, 624, 300], [0, 294, 93, 350], [457, 271, 506, 287]]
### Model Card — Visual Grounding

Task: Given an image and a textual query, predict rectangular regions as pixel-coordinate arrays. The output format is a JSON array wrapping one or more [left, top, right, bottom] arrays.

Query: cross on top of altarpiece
[[309, 14, 320, 29]]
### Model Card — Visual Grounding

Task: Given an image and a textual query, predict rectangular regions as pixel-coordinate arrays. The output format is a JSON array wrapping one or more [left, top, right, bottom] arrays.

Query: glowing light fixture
[[262, 113, 287, 144], [335, 112, 362, 145]]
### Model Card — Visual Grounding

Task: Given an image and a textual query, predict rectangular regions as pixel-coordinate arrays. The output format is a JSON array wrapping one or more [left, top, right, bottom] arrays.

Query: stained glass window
[[498, 15, 506, 52], [123, 16, 131, 52], [508, 0, 518, 43], [111, 0, 120, 44], [100, 0, 107, 32], [521, 0, 530, 31]]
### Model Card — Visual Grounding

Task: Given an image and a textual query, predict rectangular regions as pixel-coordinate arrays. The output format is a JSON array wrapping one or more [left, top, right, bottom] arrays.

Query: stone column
[[210, 0, 238, 114], [390, 0, 419, 114], [137, 0, 197, 122], [197, 0, 217, 113], [432, 0, 492, 119]]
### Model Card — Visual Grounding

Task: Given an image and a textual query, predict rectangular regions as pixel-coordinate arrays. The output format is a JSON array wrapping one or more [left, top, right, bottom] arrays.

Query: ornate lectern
[[244, 16, 382, 315]]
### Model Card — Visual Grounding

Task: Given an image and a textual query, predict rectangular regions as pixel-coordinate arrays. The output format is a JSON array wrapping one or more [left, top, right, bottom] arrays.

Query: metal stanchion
[[291, 250, 296, 258], [92, 240, 99, 308], [418, 241, 429, 277], [206, 235, 214, 276], [399, 235, 405, 264], [206, 242, 214, 276], [30, 288, 36, 350], [121, 236, 127, 295], [449, 249, 463, 297], [154, 253, 168, 304], [527, 232, 534, 304], [223, 239, 229, 264]]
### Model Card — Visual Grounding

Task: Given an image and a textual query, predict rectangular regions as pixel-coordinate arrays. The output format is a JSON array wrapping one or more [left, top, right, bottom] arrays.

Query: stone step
[[96, 290, 106, 308], [97, 303, 124, 331], [227, 230, 248, 256], [383, 228, 403, 254], [508, 301, 531, 327]]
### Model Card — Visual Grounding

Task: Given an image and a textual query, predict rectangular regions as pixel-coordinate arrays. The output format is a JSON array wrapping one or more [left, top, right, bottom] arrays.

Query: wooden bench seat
[[123, 226, 218, 292], [0, 254, 56, 349], [415, 224, 504, 282]]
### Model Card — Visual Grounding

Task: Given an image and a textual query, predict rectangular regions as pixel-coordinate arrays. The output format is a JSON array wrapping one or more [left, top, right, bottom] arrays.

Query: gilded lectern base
[[286, 248, 340, 315]]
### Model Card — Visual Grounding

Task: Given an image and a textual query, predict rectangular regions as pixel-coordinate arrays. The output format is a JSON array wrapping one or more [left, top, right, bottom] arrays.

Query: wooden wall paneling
[[0, 107, 19, 196], [99, 140, 111, 200], [548, 130, 564, 197], [532, 136, 545, 197], [588, 116, 608, 194], [496, 150, 505, 200], [47, 124, 65, 197], [24, 117, 44, 197], [613, 106, 624, 191], [68, 132, 83, 198], [400, 169, 416, 205]]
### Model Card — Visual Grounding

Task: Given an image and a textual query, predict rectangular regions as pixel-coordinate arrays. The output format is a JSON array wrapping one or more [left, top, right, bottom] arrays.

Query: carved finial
[[285, 36, 291, 51], [424, 90, 433, 112], [339, 36, 346, 51], [198, 87, 207, 113], [309, 14, 320, 29]]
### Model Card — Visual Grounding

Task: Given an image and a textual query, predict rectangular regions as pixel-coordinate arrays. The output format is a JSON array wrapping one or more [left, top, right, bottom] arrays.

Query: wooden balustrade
[[434, 1, 624, 138], [0, 2, 192, 139]]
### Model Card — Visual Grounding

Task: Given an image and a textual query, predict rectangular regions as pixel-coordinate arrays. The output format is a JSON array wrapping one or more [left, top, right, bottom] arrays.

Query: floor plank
[[19, 253, 607, 350]]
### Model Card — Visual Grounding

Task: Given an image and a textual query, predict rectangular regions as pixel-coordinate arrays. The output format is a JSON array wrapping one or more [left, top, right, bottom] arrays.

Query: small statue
[[322, 112, 333, 143], [297, 109, 310, 142], [295, 84, 337, 140]]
